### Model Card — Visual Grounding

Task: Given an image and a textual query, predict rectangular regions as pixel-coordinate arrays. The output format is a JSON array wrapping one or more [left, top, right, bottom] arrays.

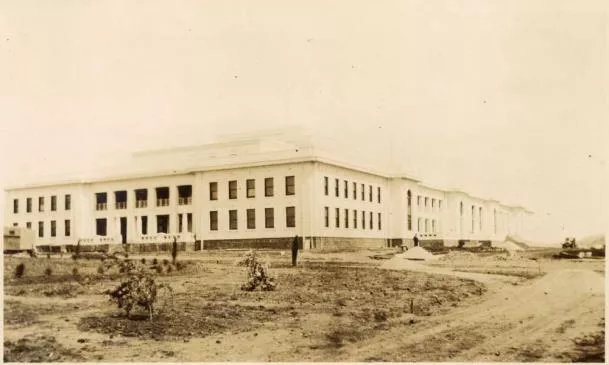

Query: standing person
[[413, 234, 419, 247], [291, 235, 299, 267]]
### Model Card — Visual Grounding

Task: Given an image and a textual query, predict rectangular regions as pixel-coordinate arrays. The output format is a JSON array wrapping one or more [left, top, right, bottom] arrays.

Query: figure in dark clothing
[[291, 235, 299, 267], [413, 234, 419, 247]]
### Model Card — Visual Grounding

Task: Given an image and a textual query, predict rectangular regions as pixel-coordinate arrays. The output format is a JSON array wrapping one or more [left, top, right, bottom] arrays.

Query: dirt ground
[[3, 248, 605, 362]]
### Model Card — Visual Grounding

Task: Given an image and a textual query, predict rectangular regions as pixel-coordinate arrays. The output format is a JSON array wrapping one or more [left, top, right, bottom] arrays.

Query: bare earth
[[3, 249, 605, 362]]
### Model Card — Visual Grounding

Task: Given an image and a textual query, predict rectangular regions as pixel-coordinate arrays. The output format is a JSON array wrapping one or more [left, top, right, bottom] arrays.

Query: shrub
[[166, 265, 173, 274], [44, 267, 53, 277], [72, 268, 79, 277], [97, 265, 105, 275], [140, 258, 146, 264], [176, 261, 186, 271], [237, 250, 277, 291], [14, 263, 26, 279], [155, 265, 164, 275], [152, 258, 158, 265], [162, 259, 169, 266]]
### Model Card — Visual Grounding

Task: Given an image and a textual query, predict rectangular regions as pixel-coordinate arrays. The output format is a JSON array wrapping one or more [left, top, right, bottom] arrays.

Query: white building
[[3, 130, 532, 251]]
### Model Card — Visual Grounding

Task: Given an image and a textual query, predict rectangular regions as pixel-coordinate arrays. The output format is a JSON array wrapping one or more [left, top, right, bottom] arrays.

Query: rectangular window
[[51, 196, 57, 211], [156, 215, 170, 234], [417, 196, 421, 206], [265, 208, 274, 228], [13, 199, 18, 214], [417, 218, 421, 232], [335, 179, 339, 197], [209, 182, 218, 200], [210, 211, 218, 231], [362, 210, 365, 228], [479, 207, 483, 231], [439, 200, 442, 210], [177, 185, 193, 205], [324, 177, 329, 195], [369, 185, 372, 202], [408, 215, 412, 231], [285, 176, 295, 196], [228, 180, 237, 199], [432, 219, 436, 233], [141, 216, 148, 235], [247, 209, 256, 229], [115, 190, 127, 209], [377, 187, 381, 203], [38, 196, 45, 212], [38, 221, 44, 237], [26, 198, 32, 213], [344, 180, 348, 198], [345, 208, 349, 228], [369, 212, 373, 229], [155, 187, 170, 207], [26, 222, 32, 229], [286, 206, 296, 228], [335, 208, 340, 228], [324, 207, 329, 227], [135, 189, 148, 208], [246, 179, 255, 198], [96, 218, 107, 236], [265, 178, 274, 197], [187, 213, 193, 233], [64, 219, 71, 236], [353, 182, 357, 200], [65, 194, 71, 210], [425, 197, 429, 210], [378, 213, 382, 230], [431, 198, 435, 210], [229, 210, 238, 230], [353, 209, 358, 228], [361, 183, 365, 200]]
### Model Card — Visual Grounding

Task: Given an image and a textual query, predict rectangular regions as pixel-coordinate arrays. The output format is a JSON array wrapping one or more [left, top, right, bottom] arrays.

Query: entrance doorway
[[120, 217, 127, 244]]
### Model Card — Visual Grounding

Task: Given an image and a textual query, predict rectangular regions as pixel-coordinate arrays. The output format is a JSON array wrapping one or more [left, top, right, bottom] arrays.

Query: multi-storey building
[[3, 131, 532, 251]]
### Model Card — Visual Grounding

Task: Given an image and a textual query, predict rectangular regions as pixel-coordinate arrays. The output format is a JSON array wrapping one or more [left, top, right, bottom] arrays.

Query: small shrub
[[155, 265, 164, 274], [176, 261, 186, 271], [152, 258, 158, 265], [97, 265, 105, 275], [140, 258, 146, 264], [14, 263, 26, 279], [162, 259, 169, 266], [166, 265, 173, 274], [44, 267, 53, 277], [72, 268, 79, 277]]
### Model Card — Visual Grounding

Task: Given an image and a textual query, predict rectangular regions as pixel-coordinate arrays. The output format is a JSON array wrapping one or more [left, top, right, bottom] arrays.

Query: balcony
[[136, 200, 148, 208], [96, 203, 107, 211], [116, 202, 127, 209], [178, 197, 192, 205], [157, 198, 170, 207]]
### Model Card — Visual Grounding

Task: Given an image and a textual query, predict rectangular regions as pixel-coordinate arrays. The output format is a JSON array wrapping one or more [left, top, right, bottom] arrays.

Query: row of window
[[209, 176, 295, 200], [13, 195, 71, 214], [323, 207, 382, 230], [323, 176, 381, 203], [95, 186, 192, 211], [210, 207, 296, 230], [417, 217, 439, 234], [13, 220, 72, 238], [414, 194, 442, 212], [459, 203, 485, 233]]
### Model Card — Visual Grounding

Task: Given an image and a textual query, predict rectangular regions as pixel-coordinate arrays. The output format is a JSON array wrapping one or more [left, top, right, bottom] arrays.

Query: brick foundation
[[309, 237, 387, 251], [203, 237, 300, 250]]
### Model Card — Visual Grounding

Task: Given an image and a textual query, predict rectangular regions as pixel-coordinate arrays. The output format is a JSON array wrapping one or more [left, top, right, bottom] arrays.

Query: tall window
[[378, 213, 382, 230], [155, 187, 169, 207], [344, 208, 349, 228], [417, 218, 421, 232], [229, 210, 238, 230], [335, 179, 339, 197], [424, 197, 428, 210], [362, 210, 365, 229], [64, 219, 71, 236], [178, 185, 192, 205], [353, 209, 358, 228], [228, 180, 237, 199], [369, 212, 373, 229], [285, 176, 295, 196], [286, 206, 296, 228], [369, 185, 372, 202], [432, 220, 436, 233], [471, 205, 475, 233], [115, 191, 127, 209], [96, 218, 107, 236], [377, 187, 381, 203], [335, 208, 340, 228], [407, 190, 412, 231], [324, 177, 329, 195], [431, 199, 435, 210], [265, 178, 274, 197], [135, 189, 148, 208], [246, 179, 255, 198], [479, 207, 483, 231], [361, 183, 365, 200], [38, 197, 45, 212], [438, 200, 442, 210], [324, 207, 329, 227], [26, 198, 32, 213], [65, 194, 71, 210], [247, 209, 256, 229], [13, 199, 18, 214], [38, 221, 44, 237], [344, 180, 348, 198], [265, 208, 274, 228], [51, 196, 57, 211], [26, 222, 31, 229], [141, 216, 148, 235], [209, 182, 218, 200], [353, 182, 357, 199], [425, 219, 429, 233], [210, 211, 218, 231]]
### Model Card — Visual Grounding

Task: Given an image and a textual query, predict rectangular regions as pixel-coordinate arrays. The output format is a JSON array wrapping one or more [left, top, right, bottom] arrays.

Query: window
[[141, 216, 148, 235], [229, 210, 238, 230], [324, 176, 329, 195], [324, 207, 329, 227], [369, 185, 373, 202], [432, 220, 436, 233], [417, 196, 421, 207], [378, 213, 382, 230], [178, 185, 192, 205], [344, 180, 348, 198], [438, 200, 442, 210], [265, 178, 274, 197], [210, 211, 218, 231], [156, 187, 170, 207], [228, 180, 237, 199], [285, 176, 295, 196], [209, 182, 218, 200], [38, 221, 44, 237], [64, 220, 71, 236], [265, 208, 274, 228], [407, 190, 412, 231], [26, 222, 32, 229], [353, 209, 358, 228], [26, 198, 32, 213], [353, 182, 357, 200], [95, 193, 107, 210], [479, 207, 483, 231], [13, 199, 18, 214], [362, 210, 365, 228], [65, 194, 71, 210], [425, 219, 429, 233], [135, 189, 148, 208], [39, 197, 45, 212], [471, 205, 475, 232], [431, 199, 435, 210], [335, 179, 339, 197], [417, 218, 421, 232], [377, 187, 381, 203], [361, 183, 365, 200], [247, 209, 256, 229], [335, 208, 340, 228], [49, 220, 55, 236], [369, 212, 373, 229], [424, 197, 428, 210], [186, 213, 193, 232], [246, 179, 255, 198], [51, 196, 57, 211], [96, 218, 107, 236], [286, 206, 296, 228], [115, 191, 127, 209], [344, 209, 349, 228], [156, 215, 170, 233]]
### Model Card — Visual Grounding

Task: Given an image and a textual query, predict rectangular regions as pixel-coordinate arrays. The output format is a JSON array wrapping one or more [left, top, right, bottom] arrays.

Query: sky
[[0, 0, 607, 243]]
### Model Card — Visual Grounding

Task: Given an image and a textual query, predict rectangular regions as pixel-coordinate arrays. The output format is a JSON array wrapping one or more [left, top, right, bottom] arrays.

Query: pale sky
[[0, 0, 607, 243]]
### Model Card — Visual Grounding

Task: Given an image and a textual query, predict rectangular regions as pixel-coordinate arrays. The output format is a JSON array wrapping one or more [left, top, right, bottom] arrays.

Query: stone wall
[[203, 237, 299, 250], [310, 236, 387, 251]]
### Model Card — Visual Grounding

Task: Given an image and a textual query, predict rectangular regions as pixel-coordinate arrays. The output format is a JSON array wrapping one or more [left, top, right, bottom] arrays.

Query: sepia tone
[[1, 0, 606, 363]]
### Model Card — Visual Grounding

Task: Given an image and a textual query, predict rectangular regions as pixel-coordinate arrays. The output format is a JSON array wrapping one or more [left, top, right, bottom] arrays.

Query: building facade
[[3, 132, 532, 251]]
